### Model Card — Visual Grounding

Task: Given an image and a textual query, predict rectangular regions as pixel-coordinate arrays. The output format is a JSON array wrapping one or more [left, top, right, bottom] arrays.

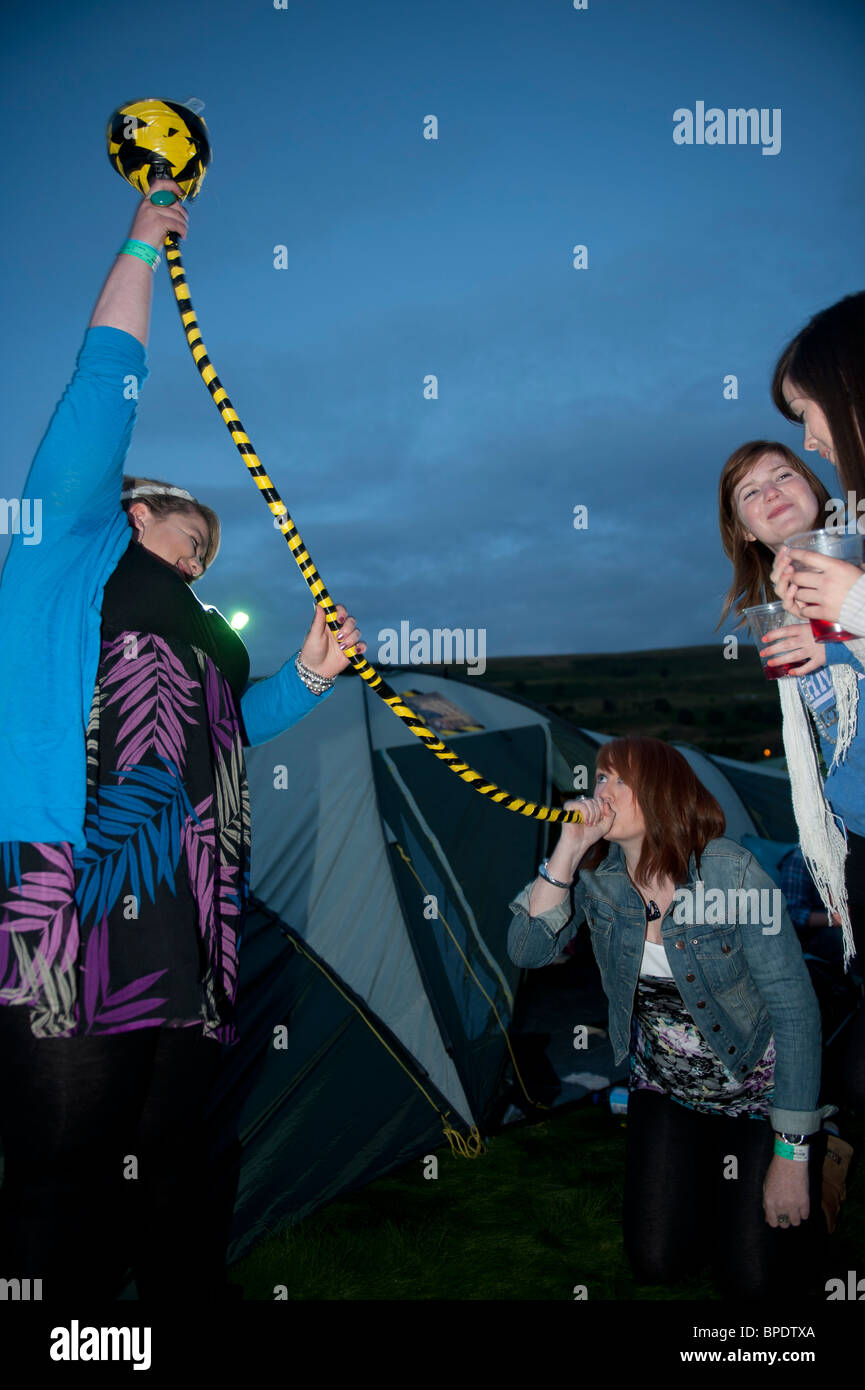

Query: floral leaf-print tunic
[[0, 538, 250, 1044], [630, 975, 775, 1118]]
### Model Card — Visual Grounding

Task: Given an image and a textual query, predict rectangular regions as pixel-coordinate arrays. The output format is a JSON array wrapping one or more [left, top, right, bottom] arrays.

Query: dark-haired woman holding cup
[[771, 291, 865, 642]]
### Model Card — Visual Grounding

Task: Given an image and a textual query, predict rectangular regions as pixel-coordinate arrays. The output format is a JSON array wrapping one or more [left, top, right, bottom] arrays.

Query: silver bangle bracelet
[[294, 653, 335, 696], [538, 859, 574, 890]]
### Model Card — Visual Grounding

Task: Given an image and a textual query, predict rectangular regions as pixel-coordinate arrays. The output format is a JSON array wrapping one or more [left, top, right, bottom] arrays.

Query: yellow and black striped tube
[[163, 233, 582, 825]]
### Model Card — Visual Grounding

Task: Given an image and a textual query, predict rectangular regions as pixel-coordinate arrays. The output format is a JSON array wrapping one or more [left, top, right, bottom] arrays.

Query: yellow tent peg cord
[[394, 842, 549, 1114], [162, 231, 583, 826], [442, 1122, 485, 1158], [283, 926, 484, 1157]]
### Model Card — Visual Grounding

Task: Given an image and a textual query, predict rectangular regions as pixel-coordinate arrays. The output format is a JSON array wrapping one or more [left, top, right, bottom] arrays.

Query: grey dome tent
[[204, 670, 799, 1263]]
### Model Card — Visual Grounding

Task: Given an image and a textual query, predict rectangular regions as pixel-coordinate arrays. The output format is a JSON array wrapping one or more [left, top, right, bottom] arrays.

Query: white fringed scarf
[[778, 665, 858, 968]]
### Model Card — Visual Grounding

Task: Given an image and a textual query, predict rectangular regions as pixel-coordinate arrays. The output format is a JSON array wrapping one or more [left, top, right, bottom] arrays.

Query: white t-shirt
[[640, 937, 674, 979]]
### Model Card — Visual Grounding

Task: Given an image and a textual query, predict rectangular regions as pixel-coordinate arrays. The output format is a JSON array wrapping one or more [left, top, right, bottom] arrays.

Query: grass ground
[[231, 1101, 865, 1301]]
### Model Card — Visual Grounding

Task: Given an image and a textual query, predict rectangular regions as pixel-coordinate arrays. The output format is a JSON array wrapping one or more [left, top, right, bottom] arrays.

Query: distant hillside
[[385, 644, 786, 764]]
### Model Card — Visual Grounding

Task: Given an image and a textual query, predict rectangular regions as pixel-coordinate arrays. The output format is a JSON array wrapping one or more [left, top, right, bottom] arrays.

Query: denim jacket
[[507, 836, 828, 1134]]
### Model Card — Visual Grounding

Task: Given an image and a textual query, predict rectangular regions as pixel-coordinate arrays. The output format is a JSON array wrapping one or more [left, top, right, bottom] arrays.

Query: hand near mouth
[[559, 796, 615, 851]]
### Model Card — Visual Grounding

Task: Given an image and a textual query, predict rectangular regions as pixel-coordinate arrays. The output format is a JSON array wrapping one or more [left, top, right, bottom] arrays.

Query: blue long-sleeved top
[[0, 326, 331, 851], [800, 642, 865, 837]]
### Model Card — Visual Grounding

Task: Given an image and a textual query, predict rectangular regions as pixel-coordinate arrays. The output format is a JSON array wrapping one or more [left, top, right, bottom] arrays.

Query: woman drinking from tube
[[507, 737, 827, 1299], [0, 180, 365, 1301]]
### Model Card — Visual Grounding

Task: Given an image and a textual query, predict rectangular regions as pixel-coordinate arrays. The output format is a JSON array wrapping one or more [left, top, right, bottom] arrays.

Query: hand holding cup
[[761, 622, 825, 677], [776, 548, 862, 627]]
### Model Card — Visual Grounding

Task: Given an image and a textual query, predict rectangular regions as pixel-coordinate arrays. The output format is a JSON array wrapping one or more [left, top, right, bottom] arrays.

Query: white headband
[[121, 485, 195, 502]]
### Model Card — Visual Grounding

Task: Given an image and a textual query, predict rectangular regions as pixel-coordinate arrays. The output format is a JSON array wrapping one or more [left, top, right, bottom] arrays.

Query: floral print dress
[[0, 539, 250, 1044], [630, 974, 776, 1117]]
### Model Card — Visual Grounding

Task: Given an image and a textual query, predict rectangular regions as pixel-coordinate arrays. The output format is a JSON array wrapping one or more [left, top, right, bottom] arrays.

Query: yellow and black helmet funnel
[[106, 98, 211, 202]]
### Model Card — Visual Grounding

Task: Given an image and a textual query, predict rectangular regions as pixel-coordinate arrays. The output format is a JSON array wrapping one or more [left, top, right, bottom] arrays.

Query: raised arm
[[89, 181, 188, 345], [19, 182, 187, 538]]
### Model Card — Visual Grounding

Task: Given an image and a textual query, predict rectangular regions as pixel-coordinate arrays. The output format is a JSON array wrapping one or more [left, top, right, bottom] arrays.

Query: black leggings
[[0, 1006, 225, 1301], [623, 1089, 827, 1300]]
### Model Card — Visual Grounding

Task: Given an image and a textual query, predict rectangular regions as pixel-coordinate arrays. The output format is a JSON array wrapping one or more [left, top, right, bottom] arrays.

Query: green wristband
[[774, 1137, 809, 1162], [118, 239, 161, 270]]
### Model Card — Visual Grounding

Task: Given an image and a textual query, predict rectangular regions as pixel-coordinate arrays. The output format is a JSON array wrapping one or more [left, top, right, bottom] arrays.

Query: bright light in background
[[763, 748, 771, 758], [230, 612, 250, 631]]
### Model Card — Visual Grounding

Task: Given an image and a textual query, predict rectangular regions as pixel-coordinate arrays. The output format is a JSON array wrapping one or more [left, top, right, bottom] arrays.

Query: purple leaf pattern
[[81, 913, 169, 1035], [100, 632, 200, 778], [181, 796, 239, 1016], [1, 630, 251, 1044], [0, 843, 79, 1031], [198, 648, 246, 864]]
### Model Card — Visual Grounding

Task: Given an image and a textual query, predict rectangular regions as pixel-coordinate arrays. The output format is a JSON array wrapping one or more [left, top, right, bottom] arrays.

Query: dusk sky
[[2, 0, 863, 677]]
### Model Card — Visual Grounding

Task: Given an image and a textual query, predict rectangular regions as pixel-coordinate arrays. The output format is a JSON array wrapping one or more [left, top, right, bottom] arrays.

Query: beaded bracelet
[[295, 653, 334, 697], [118, 238, 161, 271], [774, 1138, 809, 1162]]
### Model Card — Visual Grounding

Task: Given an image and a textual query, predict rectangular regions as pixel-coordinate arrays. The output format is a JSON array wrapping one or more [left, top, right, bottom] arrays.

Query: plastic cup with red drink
[[743, 601, 811, 680], [786, 529, 865, 643]]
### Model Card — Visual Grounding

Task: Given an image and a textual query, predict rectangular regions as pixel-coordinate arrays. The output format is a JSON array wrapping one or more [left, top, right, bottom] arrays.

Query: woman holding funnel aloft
[[717, 439, 865, 1107], [0, 180, 365, 1301], [770, 291, 865, 643], [507, 737, 827, 1300]]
